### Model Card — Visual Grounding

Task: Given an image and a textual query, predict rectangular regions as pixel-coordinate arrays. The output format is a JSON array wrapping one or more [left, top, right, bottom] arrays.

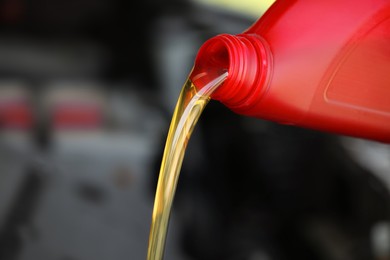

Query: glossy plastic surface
[[190, 0, 390, 143]]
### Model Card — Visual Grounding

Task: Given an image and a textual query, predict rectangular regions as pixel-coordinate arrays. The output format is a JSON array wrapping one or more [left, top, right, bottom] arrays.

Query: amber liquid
[[147, 72, 228, 260]]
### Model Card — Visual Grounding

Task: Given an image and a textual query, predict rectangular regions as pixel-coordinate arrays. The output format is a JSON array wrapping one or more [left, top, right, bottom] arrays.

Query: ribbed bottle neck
[[190, 33, 271, 113]]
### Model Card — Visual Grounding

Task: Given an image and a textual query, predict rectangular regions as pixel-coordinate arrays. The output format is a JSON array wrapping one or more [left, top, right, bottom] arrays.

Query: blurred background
[[0, 0, 389, 259]]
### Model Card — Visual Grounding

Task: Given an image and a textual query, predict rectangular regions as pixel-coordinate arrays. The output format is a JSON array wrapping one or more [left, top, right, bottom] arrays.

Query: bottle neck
[[189, 33, 271, 113]]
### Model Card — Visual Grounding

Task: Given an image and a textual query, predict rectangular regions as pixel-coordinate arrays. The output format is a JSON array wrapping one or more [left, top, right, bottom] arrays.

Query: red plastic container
[[190, 0, 390, 143]]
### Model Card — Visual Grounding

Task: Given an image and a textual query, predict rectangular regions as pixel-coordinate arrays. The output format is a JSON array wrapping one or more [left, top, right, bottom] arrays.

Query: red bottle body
[[190, 0, 390, 143]]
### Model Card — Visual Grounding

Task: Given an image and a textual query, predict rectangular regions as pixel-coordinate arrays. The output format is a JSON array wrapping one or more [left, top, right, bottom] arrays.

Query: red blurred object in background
[[0, 100, 33, 130], [52, 102, 102, 130]]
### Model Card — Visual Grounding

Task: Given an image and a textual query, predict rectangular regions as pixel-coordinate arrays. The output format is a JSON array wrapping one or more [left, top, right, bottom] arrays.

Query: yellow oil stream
[[147, 72, 228, 260]]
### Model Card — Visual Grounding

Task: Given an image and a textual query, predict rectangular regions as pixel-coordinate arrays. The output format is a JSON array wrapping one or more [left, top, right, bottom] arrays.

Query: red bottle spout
[[189, 34, 272, 114], [188, 0, 390, 143]]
